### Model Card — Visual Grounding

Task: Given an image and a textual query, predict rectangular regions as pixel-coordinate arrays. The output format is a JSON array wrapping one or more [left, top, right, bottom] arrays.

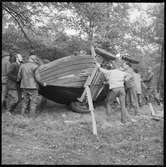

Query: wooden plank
[[48, 82, 83, 87], [90, 70, 102, 98], [149, 103, 156, 116], [77, 67, 98, 102], [46, 78, 85, 87], [86, 86, 97, 135], [47, 77, 84, 84], [40, 55, 94, 69], [40, 63, 95, 80], [40, 69, 94, 84], [91, 45, 97, 60], [84, 67, 98, 87], [39, 58, 95, 74], [93, 85, 105, 101], [90, 68, 99, 86], [39, 66, 94, 82], [90, 70, 106, 100]]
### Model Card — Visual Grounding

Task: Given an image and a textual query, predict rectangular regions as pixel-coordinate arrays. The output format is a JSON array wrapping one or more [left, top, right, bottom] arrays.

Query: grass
[[2, 103, 163, 165]]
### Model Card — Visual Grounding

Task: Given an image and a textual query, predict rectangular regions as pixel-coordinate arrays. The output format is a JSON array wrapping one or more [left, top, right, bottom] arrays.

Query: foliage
[[2, 2, 164, 93]]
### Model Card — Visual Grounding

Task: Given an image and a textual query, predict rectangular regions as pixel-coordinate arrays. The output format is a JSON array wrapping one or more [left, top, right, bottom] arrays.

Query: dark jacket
[[2, 56, 10, 84], [124, 67, 135, 88], [17, 62, 39, 89], [143, 71, 154, 88], [7, 62, 20, 90]]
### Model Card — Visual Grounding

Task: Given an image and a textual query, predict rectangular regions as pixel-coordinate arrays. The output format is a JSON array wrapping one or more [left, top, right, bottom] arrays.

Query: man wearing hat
[[17, 55, 39, 117], [96, 61, 136, 124], [6, 54, 23, 113], [2, 51, 11, 110]]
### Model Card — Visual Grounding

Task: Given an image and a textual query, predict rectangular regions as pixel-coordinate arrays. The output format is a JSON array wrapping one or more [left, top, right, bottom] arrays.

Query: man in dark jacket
[[122, 62, 140, 115], [17, 55, 39, 117], [143, 67, 154, 103], [2, 51, 11, 110], [6, 54, 23, 113]]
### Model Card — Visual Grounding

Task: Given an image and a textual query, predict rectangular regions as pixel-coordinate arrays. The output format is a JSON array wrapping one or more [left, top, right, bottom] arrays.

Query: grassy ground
[[2, 103, 163, 165]]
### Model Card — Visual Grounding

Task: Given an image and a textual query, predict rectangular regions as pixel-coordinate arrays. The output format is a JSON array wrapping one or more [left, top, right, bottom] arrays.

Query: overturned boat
[[35, 47, 139, 113], [35, 54, 106, 105]]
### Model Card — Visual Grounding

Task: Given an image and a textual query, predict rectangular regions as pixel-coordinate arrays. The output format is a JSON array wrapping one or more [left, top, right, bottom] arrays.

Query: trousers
[[125, 86, 139, 114], [105, 87, 130, 123], [2, 84, 7, 107], [6, 90, 19, 112], [21, 89, 38, 116]]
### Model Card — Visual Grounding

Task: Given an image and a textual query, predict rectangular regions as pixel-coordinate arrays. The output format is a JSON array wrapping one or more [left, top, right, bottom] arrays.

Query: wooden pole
[[148, 102, 156, 116], [86, 86, 97, 135], [157, 41, 164, 93], [77, 44, 98, 135]]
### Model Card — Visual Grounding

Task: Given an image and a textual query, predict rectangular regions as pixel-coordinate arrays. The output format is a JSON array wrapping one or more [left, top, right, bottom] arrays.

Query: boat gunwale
[[39, 61, 96, 77], [39, 55, 95, 71], [38, 66, 95, 82]]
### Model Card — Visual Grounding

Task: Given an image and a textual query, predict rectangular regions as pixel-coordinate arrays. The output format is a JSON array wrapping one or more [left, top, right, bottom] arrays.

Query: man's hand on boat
[[43, 82, 47, 86], [96, 62, 101, 68]]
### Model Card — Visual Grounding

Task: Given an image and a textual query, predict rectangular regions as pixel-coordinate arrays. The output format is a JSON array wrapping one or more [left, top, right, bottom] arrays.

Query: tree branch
[[3, 6, 33, 48]]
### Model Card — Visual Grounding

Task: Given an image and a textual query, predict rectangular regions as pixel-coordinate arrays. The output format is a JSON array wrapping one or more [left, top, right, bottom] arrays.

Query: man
[[143, 67, 154, 103], [133, 69, 142, 106], [122, 62, 140, 115], [97, 61, 135, 124], [6, 54, 23, 113], [17, 55, 39, 117], [2, 51, 11, 110]]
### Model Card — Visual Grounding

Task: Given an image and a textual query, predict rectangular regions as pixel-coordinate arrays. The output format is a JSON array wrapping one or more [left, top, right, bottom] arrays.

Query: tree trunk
[[88, 20, 94, 48], [157, 41, 164, 93]]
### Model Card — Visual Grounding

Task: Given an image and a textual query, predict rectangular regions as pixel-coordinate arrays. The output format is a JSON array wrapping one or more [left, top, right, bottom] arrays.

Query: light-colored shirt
[[99, 67, 130, 89], [133, 72, 142, 94]]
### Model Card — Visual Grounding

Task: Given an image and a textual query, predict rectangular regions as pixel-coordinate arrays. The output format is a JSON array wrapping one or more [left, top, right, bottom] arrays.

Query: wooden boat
[[35, 47, 139, 113], [35, 54, 101, 105]]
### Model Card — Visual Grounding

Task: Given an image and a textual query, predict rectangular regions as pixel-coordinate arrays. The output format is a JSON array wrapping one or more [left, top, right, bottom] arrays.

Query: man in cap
[[97, 61, 136, 124], [6, 54, 23, 114], [2, 51, 11, 110], [17, 55, 39, 117]]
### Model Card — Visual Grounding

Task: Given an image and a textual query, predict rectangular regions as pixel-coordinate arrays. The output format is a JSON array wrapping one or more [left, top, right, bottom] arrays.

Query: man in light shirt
[[96, 61, 135, 124]]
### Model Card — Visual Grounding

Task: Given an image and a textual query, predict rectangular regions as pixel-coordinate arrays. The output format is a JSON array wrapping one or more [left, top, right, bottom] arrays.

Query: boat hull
[[38, 84, 109, 105], [38, 84, 84, 104], [35, 54, 109, 105], [35, 55, 96, 88]]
